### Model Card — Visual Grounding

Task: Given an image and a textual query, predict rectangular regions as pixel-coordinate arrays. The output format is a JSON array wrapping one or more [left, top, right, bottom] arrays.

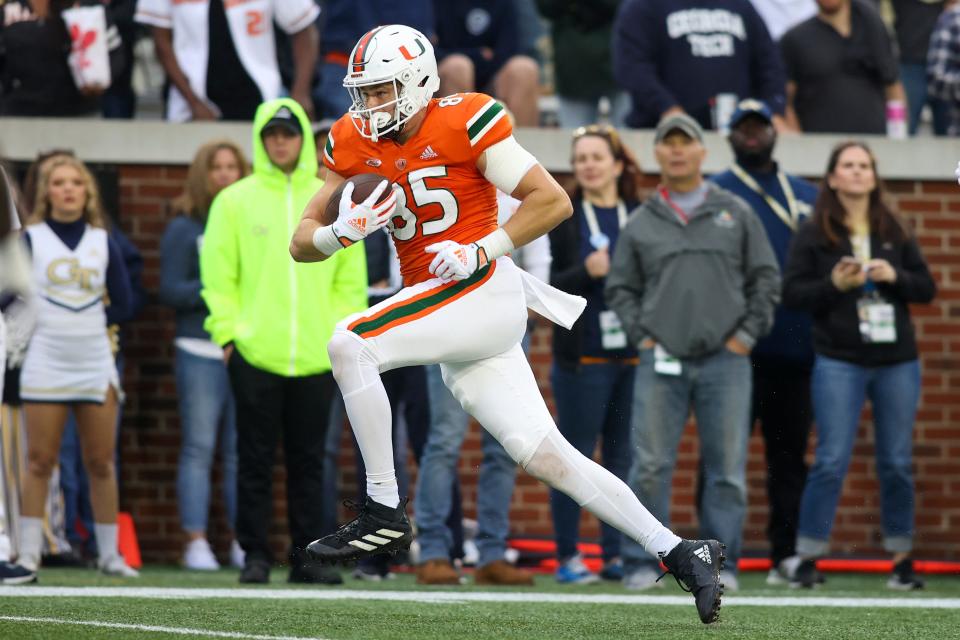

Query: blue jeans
[[622, 348, 751, 574], [900, 62, 950, 136], [175, 347, 237, 533], [59, 417, 94, 552], [414, 363, 518, 567], [550, 361, 634, 562], [797, 355, 920, 556]]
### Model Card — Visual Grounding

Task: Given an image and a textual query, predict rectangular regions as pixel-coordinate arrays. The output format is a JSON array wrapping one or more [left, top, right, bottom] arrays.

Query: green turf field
[[1, 567, 959, 639]]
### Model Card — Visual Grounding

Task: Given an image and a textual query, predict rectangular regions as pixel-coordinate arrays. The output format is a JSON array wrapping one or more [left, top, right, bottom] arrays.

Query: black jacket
[[782, 220, 936, 366], [548, 198, 637, 369]]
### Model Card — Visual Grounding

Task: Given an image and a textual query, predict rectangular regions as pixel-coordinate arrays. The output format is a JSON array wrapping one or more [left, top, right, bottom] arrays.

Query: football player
[[290, 24, 724, 623]]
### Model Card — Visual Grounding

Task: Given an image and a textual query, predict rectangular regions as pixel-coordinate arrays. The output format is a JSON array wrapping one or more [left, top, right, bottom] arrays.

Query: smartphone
[[839, 256, 862, 272]]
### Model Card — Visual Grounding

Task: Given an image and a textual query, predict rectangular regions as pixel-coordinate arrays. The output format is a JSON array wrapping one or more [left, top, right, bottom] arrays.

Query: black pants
[[752, 357, 813, 565], [228, 350, 334, 565]]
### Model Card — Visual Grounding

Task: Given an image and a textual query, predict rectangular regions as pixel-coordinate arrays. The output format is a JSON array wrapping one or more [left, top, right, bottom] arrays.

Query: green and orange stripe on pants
[[348, 263, 497, 339]]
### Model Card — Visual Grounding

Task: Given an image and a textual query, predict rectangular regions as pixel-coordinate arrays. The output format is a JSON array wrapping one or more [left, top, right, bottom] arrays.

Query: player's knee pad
[[327, 329, 379, 394]]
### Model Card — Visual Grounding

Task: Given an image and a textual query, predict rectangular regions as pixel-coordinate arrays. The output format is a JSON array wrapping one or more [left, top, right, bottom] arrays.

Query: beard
[[734, 145, 775, 171]]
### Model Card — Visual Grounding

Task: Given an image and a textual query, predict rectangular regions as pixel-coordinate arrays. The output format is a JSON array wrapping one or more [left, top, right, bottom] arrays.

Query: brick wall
[[115, 165, 959, 563]]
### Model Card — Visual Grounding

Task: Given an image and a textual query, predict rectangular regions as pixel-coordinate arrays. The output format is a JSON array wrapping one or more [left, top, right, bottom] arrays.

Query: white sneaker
[[720, 570, 739, 592], [229, 540, 245, 569], [766, 566, 789, 585], [16, 553, 39, 573], [622, 567, 664, 591], [99, 554, 140, 578], [184, 538, 220, 571]]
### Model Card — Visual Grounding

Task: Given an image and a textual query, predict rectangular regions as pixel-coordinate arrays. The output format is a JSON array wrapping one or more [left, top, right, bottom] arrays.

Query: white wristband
[[475, 228, 515, 264], [312, 225, 343, 256]]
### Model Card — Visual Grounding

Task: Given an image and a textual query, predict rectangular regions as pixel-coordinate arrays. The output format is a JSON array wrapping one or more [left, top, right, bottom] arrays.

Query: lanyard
[[582, 199, 628, 239], [658, 187, 691, 225], [731, 164, 801, 231]]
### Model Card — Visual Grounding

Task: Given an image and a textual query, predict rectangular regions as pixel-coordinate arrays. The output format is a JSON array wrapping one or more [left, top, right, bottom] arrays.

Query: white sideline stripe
[[2, 587, 960, 609], [0, 615, 329, 640]]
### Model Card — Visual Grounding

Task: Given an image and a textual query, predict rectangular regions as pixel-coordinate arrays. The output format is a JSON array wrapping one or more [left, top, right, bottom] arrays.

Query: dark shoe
[[0, 561, 36, 585], [239, 559, 271, 584], [660, 540, 725, 625], [599, 558, 624, 581], [416, 559, 462, 585], [306, 497, 413, 566], [888, 558, 924, 591], [789, 558, 822, 589], [288, 562, 343, 585], [353, 555, 395, 582], [474, 560, 535, 586]]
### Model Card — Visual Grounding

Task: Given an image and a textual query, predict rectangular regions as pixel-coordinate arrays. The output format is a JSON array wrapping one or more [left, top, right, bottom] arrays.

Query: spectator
[[0, 166, 35, 584], [160, 140, 249, 571], [748, 0, 817, 40], [781, 0, 906, 135], [781, 141, 936, 590], [200, 99, 367, 584], [612, 0, 788, 131], [537, 0, 630, 128], [135, 0, 319, 121], [711, 100, 817, 585], [605, 113, 780, 592], [414, 185, 548, 587], [434, 0, 541, 126], [927, 1, 960, 135], [0, 0, 126, 116], [547, 124, 641, 584], [877, 0, 951, 135], [16, 155, 137, 578], [101, 0, 139, 118], [312, 1, 435, 121]]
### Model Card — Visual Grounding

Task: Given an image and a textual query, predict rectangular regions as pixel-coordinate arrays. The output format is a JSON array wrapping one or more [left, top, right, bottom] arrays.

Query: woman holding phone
[[781, 141, 936, 590]]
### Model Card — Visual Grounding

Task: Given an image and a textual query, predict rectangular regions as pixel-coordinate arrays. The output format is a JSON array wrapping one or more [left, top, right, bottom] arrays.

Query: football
[[323, 173, 394, 225]]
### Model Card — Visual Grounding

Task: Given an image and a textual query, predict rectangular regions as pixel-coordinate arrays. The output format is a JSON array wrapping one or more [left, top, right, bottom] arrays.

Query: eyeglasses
[[572, 124, 623, 154]]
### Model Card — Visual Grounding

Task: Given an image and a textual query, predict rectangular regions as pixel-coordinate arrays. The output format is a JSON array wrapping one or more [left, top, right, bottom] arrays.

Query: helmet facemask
[[343, 25, 441, 143]]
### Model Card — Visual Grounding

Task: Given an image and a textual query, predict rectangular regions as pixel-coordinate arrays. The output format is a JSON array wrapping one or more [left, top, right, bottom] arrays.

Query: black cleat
[[306, 497, 413, 566], [660, 539, 725, 624]]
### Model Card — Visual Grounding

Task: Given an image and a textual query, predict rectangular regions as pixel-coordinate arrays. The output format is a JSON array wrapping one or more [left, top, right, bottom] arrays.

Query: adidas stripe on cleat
[[306, 497, 413, 565], [660, 539, 726, 625]]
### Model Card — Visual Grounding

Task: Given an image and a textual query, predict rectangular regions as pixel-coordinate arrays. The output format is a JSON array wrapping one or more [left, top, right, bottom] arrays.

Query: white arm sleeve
[[481, 135, 538, 196]]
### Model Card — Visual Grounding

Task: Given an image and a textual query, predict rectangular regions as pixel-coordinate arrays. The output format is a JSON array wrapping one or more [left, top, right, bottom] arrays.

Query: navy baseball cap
[[262, 105, 303, 136], [728, 99, 773, 129]]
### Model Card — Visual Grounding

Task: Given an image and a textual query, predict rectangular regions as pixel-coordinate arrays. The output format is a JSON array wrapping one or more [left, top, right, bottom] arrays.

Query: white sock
[[328, 330, 399, 509], [94, 523, 119, 562], [366, 471, 400, 509], [18, 517, 43, 571], [525, 430, 682, 558]]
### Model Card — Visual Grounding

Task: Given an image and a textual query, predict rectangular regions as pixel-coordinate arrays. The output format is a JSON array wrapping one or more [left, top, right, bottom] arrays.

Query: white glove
[[331, 180, 397, 247], [955, 160, 960, 186], [425, 240, 487, 282]]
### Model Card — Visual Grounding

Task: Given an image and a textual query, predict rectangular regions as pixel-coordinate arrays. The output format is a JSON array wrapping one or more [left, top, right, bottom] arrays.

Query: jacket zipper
[[286, 177, 298, 376]]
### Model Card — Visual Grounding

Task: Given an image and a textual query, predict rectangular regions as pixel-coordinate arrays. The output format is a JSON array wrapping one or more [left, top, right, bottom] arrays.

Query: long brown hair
[[28, 155, 110, 229], [173, 140, 249, 223], [569, 124, 641, 204], [814, 141, 909, 246]]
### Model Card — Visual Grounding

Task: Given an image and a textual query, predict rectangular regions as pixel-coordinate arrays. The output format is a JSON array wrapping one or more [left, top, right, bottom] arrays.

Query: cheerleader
[[16, 155, 137, 577]]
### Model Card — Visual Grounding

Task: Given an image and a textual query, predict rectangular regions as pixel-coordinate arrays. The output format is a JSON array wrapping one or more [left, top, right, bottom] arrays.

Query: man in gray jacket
[[605, 113, 780, 592]]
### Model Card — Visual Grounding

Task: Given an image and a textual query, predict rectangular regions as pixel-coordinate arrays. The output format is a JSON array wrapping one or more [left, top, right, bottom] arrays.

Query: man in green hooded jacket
[[201, 98, 367, 584]]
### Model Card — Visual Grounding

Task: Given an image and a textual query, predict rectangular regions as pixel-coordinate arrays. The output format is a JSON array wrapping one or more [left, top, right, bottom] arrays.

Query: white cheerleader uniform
[[20, 222, 119, 403]]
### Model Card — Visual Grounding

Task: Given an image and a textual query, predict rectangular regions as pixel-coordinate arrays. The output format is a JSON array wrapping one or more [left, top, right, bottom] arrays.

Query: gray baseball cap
[[654, 113, 704, 143]]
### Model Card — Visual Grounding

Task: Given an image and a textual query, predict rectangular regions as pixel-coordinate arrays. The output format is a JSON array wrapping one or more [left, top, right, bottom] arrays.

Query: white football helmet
[[343, 24, 441, 142]]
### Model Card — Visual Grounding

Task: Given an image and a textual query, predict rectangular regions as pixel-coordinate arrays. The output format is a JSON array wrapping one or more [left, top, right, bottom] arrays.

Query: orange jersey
[[323, 93, 512, 286]]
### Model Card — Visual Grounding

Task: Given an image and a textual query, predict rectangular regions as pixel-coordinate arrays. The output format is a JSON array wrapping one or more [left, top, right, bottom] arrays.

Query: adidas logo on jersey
[[346, 528, 407, 552], [419, 145, 439, 160], [694, 544, 712, 565]]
